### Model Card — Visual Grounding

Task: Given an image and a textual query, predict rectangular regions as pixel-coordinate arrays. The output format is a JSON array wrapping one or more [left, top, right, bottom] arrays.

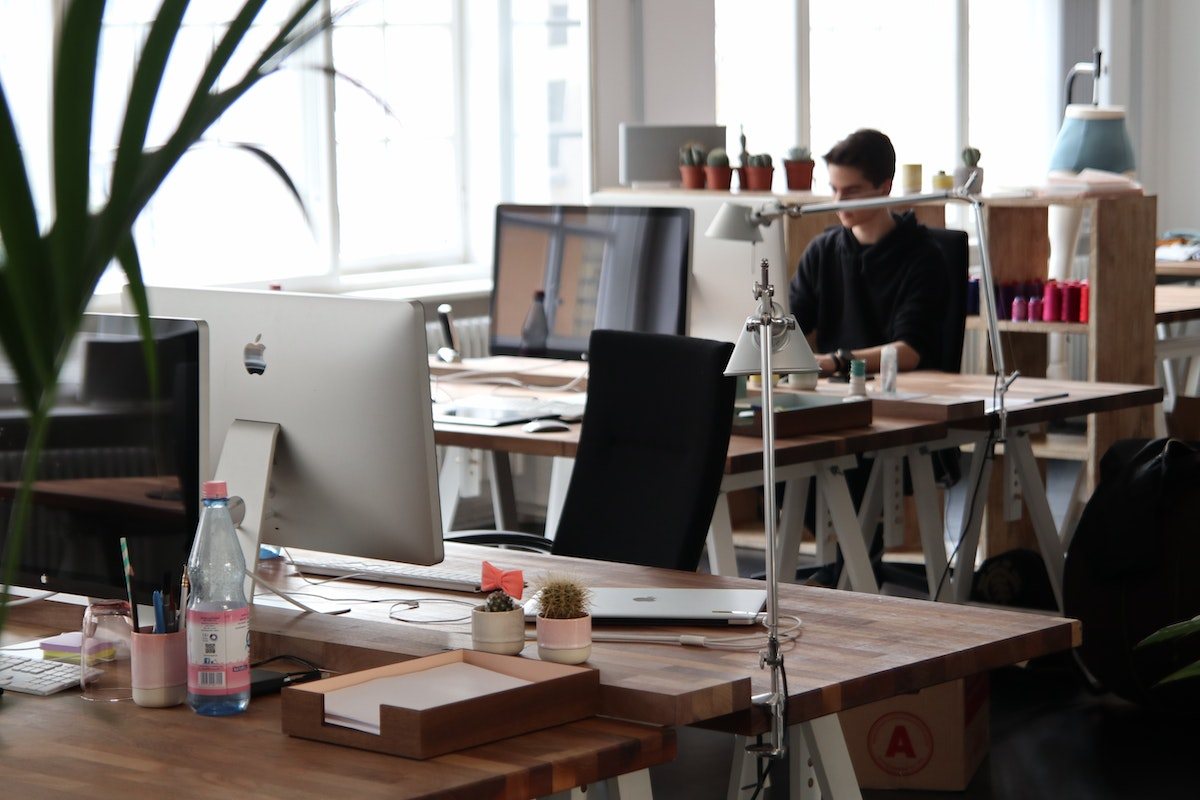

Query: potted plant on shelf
[[955, 146, 983, 193], [704, 148, 733, 191], [783, 145, 815, 191], [533, 574, 592, 664], [679, 143, 707, 189], [736, 125, 751, 190], [743, 153, 774, 192], [471, 590, 527, 655], [0, 1, 337, 639]]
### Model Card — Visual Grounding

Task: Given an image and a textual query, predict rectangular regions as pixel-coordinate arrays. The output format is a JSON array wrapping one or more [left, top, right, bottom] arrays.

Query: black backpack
[[1063, 438, 1200, 708]]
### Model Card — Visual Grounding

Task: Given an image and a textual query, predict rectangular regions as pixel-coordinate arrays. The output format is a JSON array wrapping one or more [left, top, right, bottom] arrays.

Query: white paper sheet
[[323, 662, 532, 735]]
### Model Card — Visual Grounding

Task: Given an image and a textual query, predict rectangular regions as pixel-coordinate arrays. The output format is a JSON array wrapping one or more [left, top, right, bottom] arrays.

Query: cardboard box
[[838, 674, 989, 791]]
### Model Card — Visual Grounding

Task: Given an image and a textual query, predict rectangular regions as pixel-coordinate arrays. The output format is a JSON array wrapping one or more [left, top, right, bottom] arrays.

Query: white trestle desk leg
[[605, 769, 654, 800], [907, 447, 950, 600], [1007, 428, 1066, 610], [543, 456, 574, 541], [854, 459, 883, 547], [880, 456, 905, 547], [819, 458, 879, 594], [795, 716, 863, 799], [487, 451, 518, 530], [952, 435, 995, 603], [437, 446, 466, 533], [1060, 463, 1089, 553], [707, 491, 741, 577], [777, 474, 812, 583]]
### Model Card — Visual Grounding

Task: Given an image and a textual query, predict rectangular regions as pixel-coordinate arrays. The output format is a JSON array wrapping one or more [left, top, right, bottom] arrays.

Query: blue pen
[[152, 589, 166, 634]]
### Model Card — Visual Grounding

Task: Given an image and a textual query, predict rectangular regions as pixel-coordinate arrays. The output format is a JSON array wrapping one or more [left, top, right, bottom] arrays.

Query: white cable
[[0, 590, 58, 608]]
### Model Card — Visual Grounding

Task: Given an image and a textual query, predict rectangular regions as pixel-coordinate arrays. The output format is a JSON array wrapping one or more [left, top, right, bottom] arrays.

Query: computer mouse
[[522, 419, 571, 434]]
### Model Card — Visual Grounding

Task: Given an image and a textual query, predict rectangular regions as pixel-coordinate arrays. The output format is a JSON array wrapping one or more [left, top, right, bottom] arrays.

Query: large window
[[716, 0, 1066, 198], [0, 1, 588, 293]]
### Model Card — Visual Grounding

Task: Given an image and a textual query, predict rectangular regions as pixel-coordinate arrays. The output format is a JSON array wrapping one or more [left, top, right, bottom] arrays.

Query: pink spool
[[1011, 296, 1028, 321], [1079, 280, 1089, 323], [1028, 297, 1043, 321], [1042, 281, 1061, 321]]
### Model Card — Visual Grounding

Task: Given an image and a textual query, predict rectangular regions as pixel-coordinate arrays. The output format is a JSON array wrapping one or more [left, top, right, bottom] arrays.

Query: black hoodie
[[788, 211, 949, 368]]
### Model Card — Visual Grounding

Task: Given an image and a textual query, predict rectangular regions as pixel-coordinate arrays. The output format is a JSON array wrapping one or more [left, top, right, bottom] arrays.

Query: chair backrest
[[926, 226, 970, 372], [551, 329, 736, 571]]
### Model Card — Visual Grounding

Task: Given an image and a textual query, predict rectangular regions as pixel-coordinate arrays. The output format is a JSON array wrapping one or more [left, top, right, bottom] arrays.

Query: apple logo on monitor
[[243, 334, 267, 375]]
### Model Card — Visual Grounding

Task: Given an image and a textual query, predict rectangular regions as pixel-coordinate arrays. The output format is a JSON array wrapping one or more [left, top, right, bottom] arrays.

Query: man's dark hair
[[823, 129, 896, 187]]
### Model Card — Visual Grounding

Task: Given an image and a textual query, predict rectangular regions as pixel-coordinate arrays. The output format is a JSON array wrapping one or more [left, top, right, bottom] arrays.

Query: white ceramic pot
[[471, 607, 527, 655], [535, 615, 592, 664]]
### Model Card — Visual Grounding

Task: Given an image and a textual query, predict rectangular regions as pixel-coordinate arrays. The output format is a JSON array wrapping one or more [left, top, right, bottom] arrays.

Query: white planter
[[535, 615, 592, 665], [471, 608, 527, 655]]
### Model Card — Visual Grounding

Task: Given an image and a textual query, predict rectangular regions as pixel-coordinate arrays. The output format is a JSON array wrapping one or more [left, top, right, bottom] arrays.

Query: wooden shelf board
[[965, 316, 1088, 335]]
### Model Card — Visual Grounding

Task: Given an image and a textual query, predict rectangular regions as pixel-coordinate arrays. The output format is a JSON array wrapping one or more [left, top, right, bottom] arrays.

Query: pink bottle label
[[187, 607, 251, 695]]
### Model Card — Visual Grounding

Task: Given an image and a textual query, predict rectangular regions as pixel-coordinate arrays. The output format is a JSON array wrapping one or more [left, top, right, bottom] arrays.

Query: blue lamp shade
[[1049, 105, 1135, 174]]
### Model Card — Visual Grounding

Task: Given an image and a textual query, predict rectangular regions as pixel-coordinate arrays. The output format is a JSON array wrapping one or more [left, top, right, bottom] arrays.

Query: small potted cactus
[[704, 147, 733, 191], [736, 125, 751, 190], [679, 142, 707, 189], [533, 574, 592, 665], [743, 153, 774, 192], [954, 146, 983, 193], [471, 590, 527, 655], [783, 145, 815, 191]]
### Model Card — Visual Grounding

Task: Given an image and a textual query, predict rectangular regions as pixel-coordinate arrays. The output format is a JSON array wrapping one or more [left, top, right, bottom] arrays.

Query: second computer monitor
[[136, 287, 443, 567], [489, 204, 691, 360]]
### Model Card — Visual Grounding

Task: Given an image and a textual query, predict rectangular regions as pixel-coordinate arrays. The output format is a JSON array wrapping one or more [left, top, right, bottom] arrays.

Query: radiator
[[426, 315, 490, 359]]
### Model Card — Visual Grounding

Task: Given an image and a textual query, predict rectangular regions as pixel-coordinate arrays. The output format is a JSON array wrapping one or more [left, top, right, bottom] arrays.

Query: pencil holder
[[131, 629, 187, 707]]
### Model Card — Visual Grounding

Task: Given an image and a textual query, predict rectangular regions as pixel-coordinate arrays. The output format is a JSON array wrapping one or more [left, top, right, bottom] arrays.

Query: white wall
[[589, 0, 717, 190]]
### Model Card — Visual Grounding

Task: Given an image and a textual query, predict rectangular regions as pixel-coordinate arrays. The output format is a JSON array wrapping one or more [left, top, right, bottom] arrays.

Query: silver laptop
[[524, 587, 767, 626]]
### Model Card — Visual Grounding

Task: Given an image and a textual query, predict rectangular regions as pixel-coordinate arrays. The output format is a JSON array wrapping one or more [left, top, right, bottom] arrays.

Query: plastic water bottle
[[520, 290, 549, 356], [185, 480, 251, 715]]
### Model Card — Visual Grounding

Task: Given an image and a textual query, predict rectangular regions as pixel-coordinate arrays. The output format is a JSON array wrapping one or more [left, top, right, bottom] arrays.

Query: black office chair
[[926, 226, 970, 373], [447, 329, 737, 572]]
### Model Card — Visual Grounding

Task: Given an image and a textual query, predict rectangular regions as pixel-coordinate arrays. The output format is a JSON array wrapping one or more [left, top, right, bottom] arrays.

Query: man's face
[[828, 164, 892, 229]]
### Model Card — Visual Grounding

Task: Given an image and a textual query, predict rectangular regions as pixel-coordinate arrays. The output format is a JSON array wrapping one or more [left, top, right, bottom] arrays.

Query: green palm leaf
[[1, 0, 340, 637]]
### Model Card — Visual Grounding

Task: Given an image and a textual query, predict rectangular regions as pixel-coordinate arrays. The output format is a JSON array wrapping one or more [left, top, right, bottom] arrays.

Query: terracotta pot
[[704, 165, 733, 191], [535, 614, 591, 664], [736, 166, 748, 190], [743, 165, 774, 192], [784, 159, 815, 191], [471, 607, 526, 655], [679, 165, 706, 189]]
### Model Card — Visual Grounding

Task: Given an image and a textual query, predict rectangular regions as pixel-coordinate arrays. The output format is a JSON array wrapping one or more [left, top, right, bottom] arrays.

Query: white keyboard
[[290, 555, 482, 593], [0, 652, 101, 696]]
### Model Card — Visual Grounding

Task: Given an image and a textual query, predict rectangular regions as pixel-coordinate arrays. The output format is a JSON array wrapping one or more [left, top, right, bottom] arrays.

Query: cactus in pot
[[679, 142, 707, 188], [955, 146, 983, 192], [471, 590, 526, 655], [784, 145, 816, 191], [533, 574, 592, 664], [744, 153, 774, 191], [704, 147, 734, 190]]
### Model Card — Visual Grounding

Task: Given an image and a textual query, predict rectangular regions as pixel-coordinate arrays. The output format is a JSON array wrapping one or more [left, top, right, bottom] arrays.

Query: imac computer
[[489, 204, 691, 360], [133, 288, 443, 599], [0, 314, 204, 605]]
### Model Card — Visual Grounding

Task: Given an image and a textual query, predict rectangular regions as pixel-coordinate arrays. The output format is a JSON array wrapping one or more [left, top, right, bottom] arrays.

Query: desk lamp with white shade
[[706, 176, 1010, 760]]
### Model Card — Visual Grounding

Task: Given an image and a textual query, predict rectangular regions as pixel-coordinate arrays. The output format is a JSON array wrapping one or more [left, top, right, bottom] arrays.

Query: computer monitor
[[489, 204, 691, 360], [133, 288, 443, 590], [0, 314, 204, 605]]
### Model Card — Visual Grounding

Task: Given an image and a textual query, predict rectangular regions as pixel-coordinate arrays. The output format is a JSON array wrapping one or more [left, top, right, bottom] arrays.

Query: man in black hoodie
[[788, 129, 948, 587], [789, 128, 947, 376]]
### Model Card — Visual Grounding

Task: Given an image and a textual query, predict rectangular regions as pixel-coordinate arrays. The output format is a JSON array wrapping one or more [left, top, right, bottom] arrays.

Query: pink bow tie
[[481, 561, 523, 600]]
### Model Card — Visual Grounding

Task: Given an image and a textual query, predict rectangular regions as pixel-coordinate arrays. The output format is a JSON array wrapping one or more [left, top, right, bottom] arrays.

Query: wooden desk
[[1155, 284, 1200, 324], [6, 544, 1078, 798], [856, 373, 1162, 607], [434, 377, 948, 588], [1156, 258, 1200, 281], [1, 610, 674, 800]]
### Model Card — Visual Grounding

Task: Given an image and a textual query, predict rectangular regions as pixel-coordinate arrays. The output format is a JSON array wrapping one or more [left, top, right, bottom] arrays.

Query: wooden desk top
[[0, 476, 185, 523], [1155, 284, 1200, 324], [1156, 259, 1200, 279], [886, 372, 1162, 429], [0, 620, 674, 800], [240, 544, 1078, 736]]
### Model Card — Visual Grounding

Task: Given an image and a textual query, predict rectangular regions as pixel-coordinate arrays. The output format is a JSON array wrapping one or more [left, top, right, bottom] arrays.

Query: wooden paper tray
[[282, 649, 599, 759], [732, 392, 872, 438]]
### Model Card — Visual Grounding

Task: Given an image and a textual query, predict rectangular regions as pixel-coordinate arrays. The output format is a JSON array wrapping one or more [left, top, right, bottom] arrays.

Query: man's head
[[823, 129, 895, 229]]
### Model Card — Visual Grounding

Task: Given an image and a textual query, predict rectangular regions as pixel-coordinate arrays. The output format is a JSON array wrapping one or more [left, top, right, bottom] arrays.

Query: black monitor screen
[[489, 204, 691, 359], [0, 315, 202, 605]]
